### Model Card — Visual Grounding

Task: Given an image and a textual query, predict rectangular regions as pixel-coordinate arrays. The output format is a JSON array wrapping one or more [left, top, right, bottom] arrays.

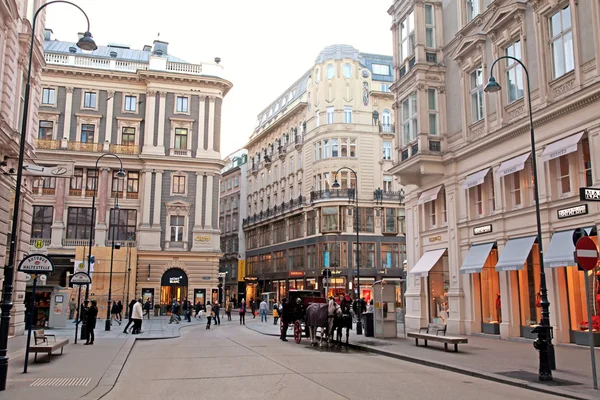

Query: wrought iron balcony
[[310, 189, 355, 203], [109, 143, 140, 155], [34, 138, 60, 150], [379, 124, 395, 134], [374, 189, 405, 204]]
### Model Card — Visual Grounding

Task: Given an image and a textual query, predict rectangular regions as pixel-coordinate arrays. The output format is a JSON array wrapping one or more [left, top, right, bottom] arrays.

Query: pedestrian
[[117, 300, 123, 322], [205, 301, 213, 329], [279, 298, 290, 342], [143, 298, 152, 319], [182, 298, 192, 322], [273, 302, 279, 325], [213, 302, 221, 325], [69, 298, 76, 320], [84, 300, 98, 345], [232, 296, 237, 309], [169, 298, 180, 324], [195, 301, 202, 319], [250, 299, 257, 318], [239, 299, 246, 325], [259, 299, 268, 322], [111, 301, 121, 325], [131, 298, 143, 334], [122, 299, 137, 334], [226, 301, 232, 321]]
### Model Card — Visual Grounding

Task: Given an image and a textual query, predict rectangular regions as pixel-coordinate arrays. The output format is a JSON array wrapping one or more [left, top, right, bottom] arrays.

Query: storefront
[[160, 268, 188, 307], [245, 277, 258, 303], [193, 289, 206, 307], [273, 280, 286, 302], [410, 248, 449, 324], [327, 277, 347, 298], [352, 277, 374, 303], [305, 278, 319, 291], [288, 279, 304, 291]]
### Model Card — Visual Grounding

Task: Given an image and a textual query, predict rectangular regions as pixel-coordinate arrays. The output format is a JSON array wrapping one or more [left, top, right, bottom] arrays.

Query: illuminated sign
[[557, 204, 588, 219], [473, 224, 492, 235]]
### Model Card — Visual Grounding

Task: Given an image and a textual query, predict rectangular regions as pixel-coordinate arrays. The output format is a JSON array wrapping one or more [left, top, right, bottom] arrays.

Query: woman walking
[[239, 299, 246, 325], [122, 299, 137, 334], [110, 301, 121, 326], [226, 301, 232, 321], [84, 300, 98, 345], [117, 300, 123, 322], [205, 301, 213, 329]]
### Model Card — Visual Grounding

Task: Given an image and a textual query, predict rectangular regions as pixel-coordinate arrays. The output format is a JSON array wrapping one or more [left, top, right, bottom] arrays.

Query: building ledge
[[388, 152, 445, 186]]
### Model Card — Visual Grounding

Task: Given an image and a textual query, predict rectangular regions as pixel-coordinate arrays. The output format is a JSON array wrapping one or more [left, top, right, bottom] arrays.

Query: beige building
[[389, 0, 600, 346], [243, 45, 406, 305], [30, 29, 232, 320], [0, 1, 46, 336]]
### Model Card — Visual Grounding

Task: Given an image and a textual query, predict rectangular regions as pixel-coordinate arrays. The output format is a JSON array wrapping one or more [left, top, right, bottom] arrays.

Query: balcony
[[109, 143, 140, 155], [379, 124, 395, 136], [34, 138, 60, 150], [390, 138, 444, 186], [294, 135, 304, 150], [373, 189, 405, 204], [310, 189, 355, 203], [67, 141, 102, 152], [242, 196, 304, 227], [62, 238, 94, 247]]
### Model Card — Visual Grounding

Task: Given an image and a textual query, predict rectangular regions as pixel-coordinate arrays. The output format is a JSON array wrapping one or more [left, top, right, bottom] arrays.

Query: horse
[[334, 298, 353, 345], [306, 299, 341, 347]]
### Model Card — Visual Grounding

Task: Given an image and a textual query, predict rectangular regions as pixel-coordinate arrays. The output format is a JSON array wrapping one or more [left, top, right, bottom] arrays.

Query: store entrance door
[[160, 268, 188, 311]]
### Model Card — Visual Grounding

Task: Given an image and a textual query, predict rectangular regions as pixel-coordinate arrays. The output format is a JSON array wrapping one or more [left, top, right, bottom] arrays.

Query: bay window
[[400, 10, 415, 61], [425, 4, 435, 48], [321, 207, 340, 232], [428, 89, 438, 135], [402, 93, 418, 145]]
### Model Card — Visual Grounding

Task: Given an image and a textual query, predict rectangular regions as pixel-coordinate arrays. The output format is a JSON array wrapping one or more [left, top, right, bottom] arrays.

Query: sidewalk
[[245, 319, 600, 400]]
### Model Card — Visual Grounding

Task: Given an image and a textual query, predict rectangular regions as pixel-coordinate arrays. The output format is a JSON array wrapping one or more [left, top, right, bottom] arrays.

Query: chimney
[[44, 29, 53, 41], [152, 40, 168, 56]]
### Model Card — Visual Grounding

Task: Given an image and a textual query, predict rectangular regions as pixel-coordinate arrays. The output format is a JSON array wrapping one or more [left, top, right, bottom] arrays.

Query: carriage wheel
[[293, 320, 302, 344]]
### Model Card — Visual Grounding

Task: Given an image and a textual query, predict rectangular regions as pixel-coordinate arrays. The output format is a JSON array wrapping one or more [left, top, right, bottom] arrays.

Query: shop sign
[[245, 276, 258, 281], [70, 272, 91, 285], [473, 224, 492, 235], [18, 254, 54, 273], [195, 235, 211, 242], [428, 235, 442, 243], [237, 260, 246, 282], [202, 276, 211, 281], [379, 269, 387, 274], [160, 268, 188, 286], [557, 204, 588, 219], [289, 271, 304, 277], [579, 187, 600, 201]]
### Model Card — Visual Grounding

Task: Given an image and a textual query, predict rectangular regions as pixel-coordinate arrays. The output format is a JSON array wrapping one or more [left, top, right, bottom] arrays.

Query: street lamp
[[82, 153, 125, 339], [331, 167, 363, 335], [105, 195, 122, 331], [485, 56, 553, 382], [0, 0, 96, 391]]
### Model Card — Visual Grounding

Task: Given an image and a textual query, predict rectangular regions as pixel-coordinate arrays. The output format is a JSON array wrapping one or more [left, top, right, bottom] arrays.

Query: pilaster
[[50, 177, 66, 248], [197, 96, 206, 154], [156, 91, 166, 153], [207, 96, 215, 152], [95, 167, 110, 245], [205, 174, 214, 229], [142, 90, 158, 154], [140, 170, 152, 228], [152, 170, 163, 228], [105, 90, 114, 143], [63, 87, 73, 140]]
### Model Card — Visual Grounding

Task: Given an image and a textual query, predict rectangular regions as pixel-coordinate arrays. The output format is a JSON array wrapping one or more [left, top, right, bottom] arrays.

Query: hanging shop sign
[[70, 272, 92, 285], [557, 204, 588, 219], [579, 187, 600, 201], [237, 260, 246, 282], [18, 254, 54, 273], [473, 224, 493, 235]]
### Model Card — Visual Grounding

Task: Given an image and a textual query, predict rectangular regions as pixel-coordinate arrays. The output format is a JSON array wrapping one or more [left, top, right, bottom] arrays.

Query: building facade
[[389, 0, 600, 346], [31, 29, 232, 320], [243, 45, 406, 305], [219, 149, 248, 304], [0, 0, 47, 336]]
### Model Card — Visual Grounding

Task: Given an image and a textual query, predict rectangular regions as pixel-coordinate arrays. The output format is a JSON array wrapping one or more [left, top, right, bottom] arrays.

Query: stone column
[[197, 96, 206, 155], [205, 174, 214, 229], [63, 87, 73, 140], [194, 172, 204, 230], [142, 90, 157, 154], [95, 167, 111, 245], [152, 170, 163, 228], [140, 170, 152, 228], [589, 126, 600, 185], [50, 177, 67, 248], [105, 90, 114, 144], [156, 92, 167, 152], [138, 170, 161, 251], [207, 97, 215, 152]]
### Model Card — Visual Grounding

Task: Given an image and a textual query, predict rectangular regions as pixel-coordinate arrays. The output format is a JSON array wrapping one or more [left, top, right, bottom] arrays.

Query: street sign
[[575, 237, 599, 271], [29, 239, 48, 255], [22, 163, 73, 177], [580, 187, 600, 201], [70, 272, 91, 285], [18, 254, 54, 273]]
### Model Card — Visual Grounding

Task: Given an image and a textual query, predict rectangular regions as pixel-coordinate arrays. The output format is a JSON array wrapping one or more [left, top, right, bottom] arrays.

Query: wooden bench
[[29, 329, 69, 362], [406, 323, 468, 352]]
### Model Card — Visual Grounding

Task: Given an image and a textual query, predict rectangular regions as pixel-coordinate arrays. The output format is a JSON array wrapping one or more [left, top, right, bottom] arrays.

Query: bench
[[29, 329, 69, 362], [406, 323, 468, 352]]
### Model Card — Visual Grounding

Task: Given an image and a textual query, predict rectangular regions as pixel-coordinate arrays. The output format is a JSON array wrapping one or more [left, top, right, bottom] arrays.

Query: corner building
[[243, 45, 406, 305], [388, 0, 600, 346], [32, 29, 232, 315]]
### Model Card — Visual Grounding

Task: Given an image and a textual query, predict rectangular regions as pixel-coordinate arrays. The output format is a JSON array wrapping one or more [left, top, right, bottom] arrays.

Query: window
[[323, 140, 330, 158], [170, 215, 185, 242], [274, 166, 279, 181], [381, 84, 391, 92], [67, 207, 95, 239], [176, 96, 189, 113], [281, 161, 286, 176], [31, 206, 53, 239], [466, 0, 480, 23], [326, 64, 334, 79], [550, 5, 574, 79], [340, 138, 348, 157], [582, 138, 593, 187], [274, 220, 286, 243], [42, 88, 55, 105], [344, 63, 352, 78], [260, 173, 265, 188], [307, 210, 317, 235], [234, 176, 239, 187], [289, 156, 295, 173], [512, 171, 522, 207], [172, 175, 186, 195], [428, 89, 438, 135], [289, 247, 304, 270], [315, 110, 320, 127], [382, 109, 392, 129], [383, 176, 393, 192], [326, 106, 334, 124], [381, 243, 402, 268], [353, 243, 375, 268], [372, 63, 391, 75], [321, 207, 340, 232], [402, 93, 418, 145], [71, 168, 83, 190], [343, 106, 352, 123], [124, 95, 137, 112], [38, 121, 53, 139], [356, 207, 375, 232], [506, 41, 524, 103], [109, 209, 137, 241], [425, 4, 435, 48], [557, 155, 571, 195], [174, 128, 188, 150], [112, 170, 125, 194], [127, 172, 139, 194], [400, 11, 415, 61], [121, 127, 135, 146], [350, 139, 357, 157], [383, 208, 397, 233], [83, 91, 97, 109], [320, 242, 348, 269], [383, 142, 392, 160], [470, 184, 483, 217], [470, 68, 484, 123], [86, 169, 98, 192], [228, 178, 232, 189], [81, 124, 95, 143], [315, 68, 320, 83]]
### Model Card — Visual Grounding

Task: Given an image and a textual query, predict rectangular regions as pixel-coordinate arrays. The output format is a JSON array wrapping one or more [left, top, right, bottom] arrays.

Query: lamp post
[[82, 153, 125, 339], [105, 195, 122, 331], [331, 167, 362, 335], [0, 1, 97, 391], [484, 56, 552, 382]]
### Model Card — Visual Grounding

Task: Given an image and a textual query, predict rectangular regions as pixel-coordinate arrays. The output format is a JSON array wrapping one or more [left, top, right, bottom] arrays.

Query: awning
[[545, 228, 593, 268], [462, 168, 491, 189], [541, 132, 584, 162], [409, 249, 446, 277], [459, 243, 495, 274], [418, 185, 443, 205], [495, 236, 536, 271], [497, 153, 531, 177]]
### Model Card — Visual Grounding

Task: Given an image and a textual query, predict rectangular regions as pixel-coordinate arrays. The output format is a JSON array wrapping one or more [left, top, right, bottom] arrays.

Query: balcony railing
[[34, 138, 60, 149], [67, 141, 102, 152], [242, 196, 304, 227], [374, 189, 405, 204], [85, 190, 97, 198], [126, 192, 139, 199], [310, 189, 355, 203], [62, 238, 94, 247], [29, 238, 51, 246], [41, 188, 56, 195], [69, 188, 82, 197], [163, 241, 189, 250], [105, 239, 137, 247], [111, 191, 125, 199], [109, 143, 140, 155], [170, 148, 191, 157], [379, 124, 395, 134]]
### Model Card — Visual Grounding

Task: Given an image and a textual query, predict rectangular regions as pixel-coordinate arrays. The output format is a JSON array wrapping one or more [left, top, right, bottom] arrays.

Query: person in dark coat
[[250, 299, 257, 318], [84, 300, 98, 345], [117, 300, 123, 322], [279, 298, 291, 342], [123, 299, 137, 334], [143, 298, 152, 319]]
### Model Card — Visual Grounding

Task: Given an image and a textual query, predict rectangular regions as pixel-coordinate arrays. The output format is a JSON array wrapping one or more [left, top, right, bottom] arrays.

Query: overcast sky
[[45, 0, 393, 157]]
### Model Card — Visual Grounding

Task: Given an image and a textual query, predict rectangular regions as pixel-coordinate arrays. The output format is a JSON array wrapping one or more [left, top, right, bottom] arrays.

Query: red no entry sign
[[575, 236, 599, 271]]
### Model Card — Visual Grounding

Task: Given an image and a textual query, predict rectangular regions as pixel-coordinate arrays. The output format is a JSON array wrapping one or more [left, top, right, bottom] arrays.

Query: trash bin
[[361, 312, 374, 337]]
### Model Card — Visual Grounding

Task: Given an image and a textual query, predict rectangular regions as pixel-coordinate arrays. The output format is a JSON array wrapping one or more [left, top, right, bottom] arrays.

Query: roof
[[44, 40, 189, 63]]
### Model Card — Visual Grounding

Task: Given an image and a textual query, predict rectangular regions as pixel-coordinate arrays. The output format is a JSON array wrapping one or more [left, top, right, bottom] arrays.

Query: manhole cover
[[355, 340, 393, 347], [498, 371, 581, 387], [31, 377, 91, 387]]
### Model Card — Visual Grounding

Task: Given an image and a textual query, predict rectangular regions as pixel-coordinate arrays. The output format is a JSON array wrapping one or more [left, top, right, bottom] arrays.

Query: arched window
[[315, 68, 320, 83], [344, 63, 352, 78], [326, 64, 334, 80], [382, 110, 391, 126]]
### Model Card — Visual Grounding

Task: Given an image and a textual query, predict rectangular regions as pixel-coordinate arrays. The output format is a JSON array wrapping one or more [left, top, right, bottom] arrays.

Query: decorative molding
[[66, 87, 74, 94], [553, 80, 576, 97]]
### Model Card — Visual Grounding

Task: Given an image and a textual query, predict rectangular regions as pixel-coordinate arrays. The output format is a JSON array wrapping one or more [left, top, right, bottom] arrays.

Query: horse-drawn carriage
[[281, 290, 326, 343]]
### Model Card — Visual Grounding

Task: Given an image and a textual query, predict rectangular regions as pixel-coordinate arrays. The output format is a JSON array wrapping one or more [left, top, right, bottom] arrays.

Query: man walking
[[213, 302, 221, 325], [131, 298, 143, 334], [69, 298, 76, 320], [250, 299, 257, 318], [279, 298, 290, 341], [239, 299, 246, 325], [122, 299, 137, 334], [84, 300, 98, 345], [259, 298, 268, 322], [182, 298, 192, 322], [169, 298, 180, 324], [143, 298, 152, 319]]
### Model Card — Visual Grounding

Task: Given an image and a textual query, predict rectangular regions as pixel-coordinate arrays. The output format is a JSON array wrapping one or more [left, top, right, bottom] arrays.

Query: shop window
[[321, 206, 340, 232], [356, 207, 374, 233], [479, 249, 501, 330], [247, 256, 258, 275], [353, 243, 375, 268], [31, 206, 53, 239], [549, 4, 574, 79], [66, 207, 95, 239], [581, 138, 593, 187], [109, 209, 137, 241], [259, 253, 273, 273], [383, 208, 397, 234], [428, 254, 449, 323], [517, 243, 541, 331]]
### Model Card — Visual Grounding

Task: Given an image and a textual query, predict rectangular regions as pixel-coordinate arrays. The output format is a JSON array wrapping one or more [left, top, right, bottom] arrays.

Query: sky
[[45, 0, 394, 158]]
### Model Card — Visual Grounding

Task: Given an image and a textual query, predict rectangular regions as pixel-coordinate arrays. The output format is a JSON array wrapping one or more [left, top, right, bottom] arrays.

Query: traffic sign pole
[[584, 270, 598, 390]]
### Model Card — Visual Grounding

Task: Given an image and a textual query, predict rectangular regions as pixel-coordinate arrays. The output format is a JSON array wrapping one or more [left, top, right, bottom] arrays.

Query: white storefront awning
[[462, 168, 491, 189], [495, 236, 536, 272], [418, 185, 443, 205], [545, 228, 594, 268], [459, 243, 495, 274], [540, 132, 584, 162], [497, 153, 531, 177], [409, 249, 447, 278]]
